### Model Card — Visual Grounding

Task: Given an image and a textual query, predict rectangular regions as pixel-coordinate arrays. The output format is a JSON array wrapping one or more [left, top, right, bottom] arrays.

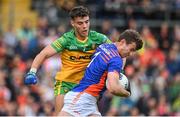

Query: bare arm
[[106, 71, 130, 97], [31, 45, 58, 70]]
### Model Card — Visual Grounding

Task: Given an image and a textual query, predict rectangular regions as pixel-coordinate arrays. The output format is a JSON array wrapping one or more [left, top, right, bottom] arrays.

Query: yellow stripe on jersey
[[76, 37, 88, 43], [54, 41, 62, 48]]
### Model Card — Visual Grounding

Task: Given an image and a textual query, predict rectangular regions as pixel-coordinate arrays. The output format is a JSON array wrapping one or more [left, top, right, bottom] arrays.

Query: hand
[[24, 72, 37, 85], [126, 81, 131, 95]]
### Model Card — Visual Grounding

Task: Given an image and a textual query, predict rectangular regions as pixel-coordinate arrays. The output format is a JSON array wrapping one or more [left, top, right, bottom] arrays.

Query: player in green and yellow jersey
[[24, 6, 111, 115]]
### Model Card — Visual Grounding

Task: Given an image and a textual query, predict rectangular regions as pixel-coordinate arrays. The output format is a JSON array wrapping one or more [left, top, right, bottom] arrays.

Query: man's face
[[71, 16, 90, 38], [119, 40, 136, 58]]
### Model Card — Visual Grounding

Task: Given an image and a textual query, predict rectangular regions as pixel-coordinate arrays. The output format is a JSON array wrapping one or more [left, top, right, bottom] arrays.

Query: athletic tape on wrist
[[30, 68, 37, 73]]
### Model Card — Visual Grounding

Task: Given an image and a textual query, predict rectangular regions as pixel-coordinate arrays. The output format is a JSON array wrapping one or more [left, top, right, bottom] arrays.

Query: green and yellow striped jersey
[[51, 29, 111, 83]]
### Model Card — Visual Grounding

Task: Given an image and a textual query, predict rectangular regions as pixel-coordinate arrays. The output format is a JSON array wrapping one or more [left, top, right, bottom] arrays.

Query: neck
[[114, 42, 121, 55], [75, 31, 87, 41]]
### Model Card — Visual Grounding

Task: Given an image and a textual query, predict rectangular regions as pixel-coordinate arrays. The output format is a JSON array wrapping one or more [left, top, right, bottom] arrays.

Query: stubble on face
[[117, 41, 136, 58], [72, 16, 90, 39]]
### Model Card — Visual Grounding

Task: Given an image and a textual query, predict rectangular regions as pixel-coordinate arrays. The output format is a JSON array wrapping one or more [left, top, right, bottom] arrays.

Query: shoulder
[[89, 30, 108, 41], [56, 30, 74, 43], [99, 43, 116, 52], [99, 44, 121, 59], [62, 30, 74, 39], [52, 30, 74, 45], [89, 30, 107, 37], [109, 54, 123, 68]]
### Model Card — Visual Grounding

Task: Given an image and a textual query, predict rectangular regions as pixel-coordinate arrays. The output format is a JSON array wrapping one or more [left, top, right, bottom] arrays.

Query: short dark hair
[[118, 29, 143, 50], [69, 6, 90, 20]]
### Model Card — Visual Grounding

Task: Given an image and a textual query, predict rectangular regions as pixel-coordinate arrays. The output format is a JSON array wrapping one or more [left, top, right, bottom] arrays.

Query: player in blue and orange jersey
[[24, 6, 113, 115], [59, 29, 143, 116]]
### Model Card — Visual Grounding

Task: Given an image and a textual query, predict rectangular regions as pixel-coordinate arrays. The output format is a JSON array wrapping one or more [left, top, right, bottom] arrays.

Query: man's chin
[[81, 34, 88, 37], [82, 31, 88, 36], [121, 54, 128, 58]]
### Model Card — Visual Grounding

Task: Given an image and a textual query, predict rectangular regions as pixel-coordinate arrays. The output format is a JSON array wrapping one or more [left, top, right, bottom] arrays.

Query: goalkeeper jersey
[[51, 29, 111, 83]]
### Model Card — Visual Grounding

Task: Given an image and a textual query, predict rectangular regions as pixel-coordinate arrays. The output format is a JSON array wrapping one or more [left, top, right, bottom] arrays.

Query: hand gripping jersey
[[51, 30, 111, 83], [72, 43, 123, 97]]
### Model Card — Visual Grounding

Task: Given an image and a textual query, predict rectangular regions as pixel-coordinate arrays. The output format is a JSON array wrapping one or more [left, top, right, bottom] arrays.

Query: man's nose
[[82, 23, 87, 28]]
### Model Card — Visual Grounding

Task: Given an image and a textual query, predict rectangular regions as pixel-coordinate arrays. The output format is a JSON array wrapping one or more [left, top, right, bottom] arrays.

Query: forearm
[[107, 74, 130, 97], [111, 86, 130, 97], [31, 52, 48, 70], [31, 45, 57, 71], [107, 83, 130, 97], [107, 72, 130, 97]]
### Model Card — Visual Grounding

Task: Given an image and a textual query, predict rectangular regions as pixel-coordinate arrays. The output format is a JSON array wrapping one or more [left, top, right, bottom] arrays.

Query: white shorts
[[62, 91, 101, 116]]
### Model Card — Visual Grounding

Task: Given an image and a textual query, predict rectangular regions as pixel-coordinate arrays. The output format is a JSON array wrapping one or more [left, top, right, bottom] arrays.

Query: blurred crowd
[[30, 0, 180, 27], [0, 0, 180, 116]]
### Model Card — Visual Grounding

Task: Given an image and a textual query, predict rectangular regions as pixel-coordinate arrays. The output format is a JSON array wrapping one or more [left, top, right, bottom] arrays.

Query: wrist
[[30, 68, 37, 74]]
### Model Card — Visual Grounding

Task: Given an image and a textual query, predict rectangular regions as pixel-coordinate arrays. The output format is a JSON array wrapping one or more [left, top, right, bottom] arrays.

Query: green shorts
[[54, 80, 77, 96]]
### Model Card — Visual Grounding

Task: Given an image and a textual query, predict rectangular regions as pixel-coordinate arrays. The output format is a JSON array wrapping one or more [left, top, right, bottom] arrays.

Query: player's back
[[72, 43, 123, 97]]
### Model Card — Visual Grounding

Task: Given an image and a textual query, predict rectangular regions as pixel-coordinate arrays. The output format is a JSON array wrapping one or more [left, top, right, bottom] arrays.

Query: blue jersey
[[72, 43, 123, 97]]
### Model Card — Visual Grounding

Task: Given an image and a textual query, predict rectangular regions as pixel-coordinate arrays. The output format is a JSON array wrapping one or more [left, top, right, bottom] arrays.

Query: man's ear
[[71, 20, 74, 27]]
